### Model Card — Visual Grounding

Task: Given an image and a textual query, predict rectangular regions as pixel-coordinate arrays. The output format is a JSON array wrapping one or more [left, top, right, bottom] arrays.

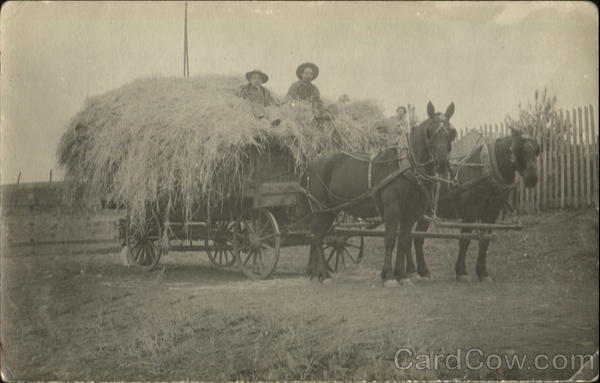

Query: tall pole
[[183, 1, 189, 78]]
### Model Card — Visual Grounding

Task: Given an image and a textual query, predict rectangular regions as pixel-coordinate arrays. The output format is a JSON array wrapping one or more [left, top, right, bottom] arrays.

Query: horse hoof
[[419, 275, 433, 281], [456, 275, 471, 283], [479, 276, 493, 283], [322, 277, 334, 284], [398, 278, 413, 286], [407, 273, 421, 280], [383, 279, 399, 288]]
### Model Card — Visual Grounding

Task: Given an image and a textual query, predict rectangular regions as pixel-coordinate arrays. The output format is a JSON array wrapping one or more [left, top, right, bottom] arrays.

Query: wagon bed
[[123, 143, 364, 279]]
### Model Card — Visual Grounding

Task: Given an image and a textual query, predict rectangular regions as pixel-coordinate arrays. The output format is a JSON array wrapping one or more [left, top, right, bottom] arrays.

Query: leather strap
[[367, 153, 376, 189]]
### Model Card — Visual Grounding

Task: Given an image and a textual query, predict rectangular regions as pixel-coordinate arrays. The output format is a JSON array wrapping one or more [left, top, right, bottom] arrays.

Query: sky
[[1, 1, 598, 184]]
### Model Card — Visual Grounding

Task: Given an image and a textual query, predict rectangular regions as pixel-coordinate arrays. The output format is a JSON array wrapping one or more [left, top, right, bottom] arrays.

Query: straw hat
[[245, 69, 269, 83], [296, 62, 319, 80]]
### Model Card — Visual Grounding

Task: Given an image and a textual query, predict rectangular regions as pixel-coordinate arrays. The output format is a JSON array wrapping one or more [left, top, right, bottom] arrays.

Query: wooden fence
[[0, 182, 122, 256], [453, 105, 598, 213]]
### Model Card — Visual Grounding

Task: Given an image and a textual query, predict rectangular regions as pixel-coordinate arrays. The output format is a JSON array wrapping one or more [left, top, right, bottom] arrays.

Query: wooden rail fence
[[453, 105, 598, 213], [0, 182, 122, 256]]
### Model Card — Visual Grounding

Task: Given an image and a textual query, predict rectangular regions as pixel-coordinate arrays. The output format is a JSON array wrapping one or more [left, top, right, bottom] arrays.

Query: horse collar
[[487, 141, 517, 189]]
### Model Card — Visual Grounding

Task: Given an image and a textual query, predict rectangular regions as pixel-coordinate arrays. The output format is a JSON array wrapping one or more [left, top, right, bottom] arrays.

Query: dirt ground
[[1, 209, 598, 381]]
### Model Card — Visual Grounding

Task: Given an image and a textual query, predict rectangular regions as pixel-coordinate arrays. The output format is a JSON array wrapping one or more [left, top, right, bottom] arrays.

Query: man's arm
[[285, 81, 299, 101], [238, 84, 248, 99], [265, 88, 280, 106]]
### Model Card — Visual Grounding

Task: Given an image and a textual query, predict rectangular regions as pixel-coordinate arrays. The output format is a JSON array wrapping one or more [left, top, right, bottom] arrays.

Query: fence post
[[552, 116, 558, 208], [577, 107, 585, 208], [572, 109, 579, 208], [559, 110, 566, 209], [566, 110, 573, 208], [583, 105, 592, 206], [542, 121, 548, 210], [535, 122, 542, 212], [590, 105, 598, 207]]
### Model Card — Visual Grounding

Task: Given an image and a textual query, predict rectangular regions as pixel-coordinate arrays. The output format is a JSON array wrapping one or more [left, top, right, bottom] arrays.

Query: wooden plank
[[535, 123, 542, 212], [565, 109, 572, 208], [551, 116, 558, 208], [577, 107, 585, 207], [559, 110, 566, 209], [542, 120, 548, 209], [583, 105, 592, 206], [572, 109, 579, 208], [590, 105, 598, 207], [431, 221, 522, 231]]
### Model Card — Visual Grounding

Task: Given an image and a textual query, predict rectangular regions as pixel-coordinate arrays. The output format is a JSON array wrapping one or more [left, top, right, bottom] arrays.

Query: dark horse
[[299, 102, 457, 286], [409, 127, 540, 282]]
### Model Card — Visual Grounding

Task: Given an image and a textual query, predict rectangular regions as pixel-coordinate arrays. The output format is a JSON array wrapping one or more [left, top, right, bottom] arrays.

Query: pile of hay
[[57, 75, 389, 222]]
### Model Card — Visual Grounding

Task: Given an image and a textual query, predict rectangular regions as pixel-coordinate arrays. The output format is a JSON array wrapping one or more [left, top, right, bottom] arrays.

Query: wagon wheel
[[233, 208, 280, 280], [205, 220, 236, 267], [323, 235, 364, 273], [125, 211, 163, 271]]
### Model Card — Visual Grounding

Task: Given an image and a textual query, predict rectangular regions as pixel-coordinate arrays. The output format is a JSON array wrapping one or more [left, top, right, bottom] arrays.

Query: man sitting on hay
[[286, 62, 332, 122], [239, 69, 281, 126]]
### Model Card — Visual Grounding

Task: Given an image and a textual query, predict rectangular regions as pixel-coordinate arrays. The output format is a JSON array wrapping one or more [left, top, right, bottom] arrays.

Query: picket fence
[[453, 104, 598, 213]]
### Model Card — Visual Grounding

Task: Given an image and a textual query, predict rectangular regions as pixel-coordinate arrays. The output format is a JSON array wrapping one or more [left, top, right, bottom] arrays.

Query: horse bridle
[[509, 135, 538, 175], [419, 116, 454, 169]]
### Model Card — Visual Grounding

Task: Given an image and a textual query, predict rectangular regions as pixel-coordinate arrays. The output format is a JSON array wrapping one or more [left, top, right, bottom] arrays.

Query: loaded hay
[[57, 75, 389, 224]]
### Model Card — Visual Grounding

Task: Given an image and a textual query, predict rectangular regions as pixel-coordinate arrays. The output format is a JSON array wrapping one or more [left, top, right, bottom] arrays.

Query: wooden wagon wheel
[[323, 235, 364, 273], [205, 220, 236, 267], [125, 210, 163, 271], [233, 208, 280, 280]]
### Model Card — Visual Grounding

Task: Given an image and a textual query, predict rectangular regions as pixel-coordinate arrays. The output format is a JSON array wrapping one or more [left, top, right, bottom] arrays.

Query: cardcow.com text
[[394, 348, 597, 371]]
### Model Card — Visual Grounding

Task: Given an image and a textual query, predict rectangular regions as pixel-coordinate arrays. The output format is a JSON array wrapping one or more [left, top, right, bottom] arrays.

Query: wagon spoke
[[243, 250, 254, 265], [139, 242, 148, 265], [147, 243, 157, 265], [326, 247, 336, 264], [259, 219, 271, 236], [344, 247, 357, 263], [259, 233, 276, 242], [134, 243, 143, 262], [256, 251, 265, 272]]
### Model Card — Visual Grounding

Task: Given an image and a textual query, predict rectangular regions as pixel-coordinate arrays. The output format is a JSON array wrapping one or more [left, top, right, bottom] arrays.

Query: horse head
[[509, 127, 540, 187], [415, 101, 457, 174]]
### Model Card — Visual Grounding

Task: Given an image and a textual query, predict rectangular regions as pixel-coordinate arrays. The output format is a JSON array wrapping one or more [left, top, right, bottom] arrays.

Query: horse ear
[[427, 101, 435, 119], [510, 126, 522, 137], [445, 102, 455, 119]]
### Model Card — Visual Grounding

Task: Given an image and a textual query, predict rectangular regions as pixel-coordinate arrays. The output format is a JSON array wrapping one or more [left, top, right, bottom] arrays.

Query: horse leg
[[306, 243, 316, 275], [395, 210, 420, 285], [309, 213, 336, 282], [405, 221, 417, 277], [413, 217, 432, 278], [476, 230, 493, 282], [380, 204, 399, 286], [476, 208, 501, 282], [456, 228, 472, 282]]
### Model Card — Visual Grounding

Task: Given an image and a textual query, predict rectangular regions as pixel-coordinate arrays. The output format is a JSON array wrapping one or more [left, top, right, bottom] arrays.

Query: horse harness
[[303, 125, 452, 215], [447, 136, 519, 212]]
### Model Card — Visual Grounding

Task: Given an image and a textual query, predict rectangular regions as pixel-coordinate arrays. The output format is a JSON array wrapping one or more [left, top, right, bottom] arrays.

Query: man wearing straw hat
[[286, 62, 330, 120], [239, 69, 279, 123]]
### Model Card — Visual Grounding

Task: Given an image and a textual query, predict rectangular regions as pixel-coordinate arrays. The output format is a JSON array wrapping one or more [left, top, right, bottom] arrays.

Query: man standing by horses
[[286, 62, 330, 120], [394, 105, 409, 134], [239, 69, 280, 125]]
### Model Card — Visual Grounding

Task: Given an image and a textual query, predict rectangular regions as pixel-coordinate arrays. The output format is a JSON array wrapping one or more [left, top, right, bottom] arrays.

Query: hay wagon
[[123, 143, 364, 279]]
